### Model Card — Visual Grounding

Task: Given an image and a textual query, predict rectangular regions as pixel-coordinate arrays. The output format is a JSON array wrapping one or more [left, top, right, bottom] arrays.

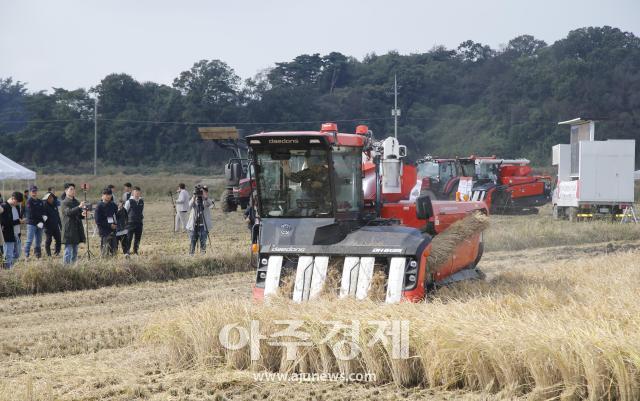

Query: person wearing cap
[[61, 183, 86, 264], [42, 191, 62, 257], [94, 187, 118, 257], [47, 187, 61, 207], [24, 185, 45, 259], [1, 192, 24, 268], [124, 186, 144, 255], [186, 185, 213, 254]]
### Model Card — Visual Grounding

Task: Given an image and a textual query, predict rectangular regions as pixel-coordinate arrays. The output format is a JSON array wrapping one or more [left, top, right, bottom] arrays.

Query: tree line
[[1, 26, 639, 172]]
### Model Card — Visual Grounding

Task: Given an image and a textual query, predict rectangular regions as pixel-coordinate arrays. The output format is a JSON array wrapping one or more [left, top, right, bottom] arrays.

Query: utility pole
[[94, 97, 98, 176], [391, 74, 401, 138]]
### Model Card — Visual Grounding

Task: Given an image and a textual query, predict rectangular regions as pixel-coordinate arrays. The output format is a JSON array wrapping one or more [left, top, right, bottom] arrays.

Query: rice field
[[1, 175, 639, 400]]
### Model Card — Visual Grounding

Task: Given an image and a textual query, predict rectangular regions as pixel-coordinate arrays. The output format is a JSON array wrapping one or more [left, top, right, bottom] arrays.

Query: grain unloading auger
[[248, 124, 489, 304]]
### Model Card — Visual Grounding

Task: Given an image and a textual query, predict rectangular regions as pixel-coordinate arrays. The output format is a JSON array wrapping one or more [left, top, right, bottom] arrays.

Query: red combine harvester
[[413, 156, 551, 214], [471, 158, 552, 214], [248, 124, 488, 303]]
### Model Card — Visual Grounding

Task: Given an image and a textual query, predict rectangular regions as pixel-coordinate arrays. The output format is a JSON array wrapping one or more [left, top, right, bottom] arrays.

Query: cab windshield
[[459, 160, 476, 177], [417, 161, 440, 179], [256, 147, 333, 217]]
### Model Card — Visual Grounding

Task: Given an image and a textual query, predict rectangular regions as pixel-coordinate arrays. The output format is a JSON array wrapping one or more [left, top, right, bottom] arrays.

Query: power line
[[0, 116, 392, 126]]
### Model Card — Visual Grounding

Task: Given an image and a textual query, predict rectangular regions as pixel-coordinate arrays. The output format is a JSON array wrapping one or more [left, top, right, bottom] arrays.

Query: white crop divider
[[355, 257, 375, 300], [386, 257, 406, 304], [263, 256, 283, 298]]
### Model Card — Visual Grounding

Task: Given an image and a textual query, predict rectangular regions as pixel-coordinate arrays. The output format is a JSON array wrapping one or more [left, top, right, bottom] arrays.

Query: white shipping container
[[577, 140, 635, 203]]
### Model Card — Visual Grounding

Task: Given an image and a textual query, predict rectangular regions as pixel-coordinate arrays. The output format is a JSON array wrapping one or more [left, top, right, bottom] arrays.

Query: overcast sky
[[1, 0, 639, 92]]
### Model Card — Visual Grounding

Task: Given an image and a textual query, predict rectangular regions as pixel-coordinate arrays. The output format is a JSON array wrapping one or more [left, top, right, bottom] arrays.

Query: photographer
[[61, 183, 86, 264], [124, 186, 144, 255], [186, 185, 213, 255], [95, 188, 118, 257]]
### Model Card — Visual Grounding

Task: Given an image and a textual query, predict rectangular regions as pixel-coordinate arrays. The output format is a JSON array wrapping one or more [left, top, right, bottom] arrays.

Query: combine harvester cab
[[249, 124, 488, 304]]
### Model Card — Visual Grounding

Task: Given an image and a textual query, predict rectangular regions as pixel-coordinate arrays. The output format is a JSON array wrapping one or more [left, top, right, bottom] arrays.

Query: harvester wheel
[[568, 207, 578, 222], [473, 240, 484, 266], [220, 189, 237, 213], [490, 191, 511, 214]]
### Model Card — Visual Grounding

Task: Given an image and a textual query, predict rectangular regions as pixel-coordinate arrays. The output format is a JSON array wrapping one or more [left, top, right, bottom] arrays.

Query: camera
[[193, 184, 204, 197], [83, 203, 93, 211]]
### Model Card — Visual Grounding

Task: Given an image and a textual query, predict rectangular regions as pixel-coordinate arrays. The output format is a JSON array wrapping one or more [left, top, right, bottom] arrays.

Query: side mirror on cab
[[416, 195, 434, 220]]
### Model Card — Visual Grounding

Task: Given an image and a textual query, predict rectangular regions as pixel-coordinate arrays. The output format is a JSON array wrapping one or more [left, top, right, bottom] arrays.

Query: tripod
[[82, 188, 94, 259], [168, 191, 177, 232], [191, 196, 212, 254]]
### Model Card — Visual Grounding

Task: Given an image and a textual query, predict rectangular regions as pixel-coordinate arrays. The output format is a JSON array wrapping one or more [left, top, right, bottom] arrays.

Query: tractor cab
[[248, 123, 366, 224], [415, 157, 475, 200]]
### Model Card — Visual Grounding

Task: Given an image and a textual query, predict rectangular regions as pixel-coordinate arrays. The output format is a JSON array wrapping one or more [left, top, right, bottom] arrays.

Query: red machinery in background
[[412, 156, 551, 214]]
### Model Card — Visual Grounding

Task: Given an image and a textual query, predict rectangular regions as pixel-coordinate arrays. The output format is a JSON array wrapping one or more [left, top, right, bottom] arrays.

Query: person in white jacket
[[174, 183, 190, 233], [186, 186, 213, 254]]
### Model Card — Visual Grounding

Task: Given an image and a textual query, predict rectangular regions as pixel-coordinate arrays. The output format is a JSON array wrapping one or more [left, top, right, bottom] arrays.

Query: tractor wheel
[[220, 189, 237, 213], [568, 207, 578, 222]]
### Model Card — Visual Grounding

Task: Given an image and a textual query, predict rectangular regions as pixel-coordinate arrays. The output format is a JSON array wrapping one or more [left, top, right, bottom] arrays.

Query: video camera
[[193, 184, 204, 197]]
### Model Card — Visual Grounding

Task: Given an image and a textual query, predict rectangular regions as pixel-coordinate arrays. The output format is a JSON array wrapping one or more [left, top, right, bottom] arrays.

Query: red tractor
[[198, 127, 255, 212], [412, 156, 477, 200], [414, 156, 551, 214], [248, 124, 488, 304]]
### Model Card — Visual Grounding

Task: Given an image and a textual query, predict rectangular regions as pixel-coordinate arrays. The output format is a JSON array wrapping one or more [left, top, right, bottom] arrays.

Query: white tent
[[0, 153, 36, 196], [0, 153, 36, 180]]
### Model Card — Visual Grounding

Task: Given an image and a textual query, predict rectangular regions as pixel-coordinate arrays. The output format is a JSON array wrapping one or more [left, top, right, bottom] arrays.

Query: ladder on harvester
[[620, 205, 638, 224]]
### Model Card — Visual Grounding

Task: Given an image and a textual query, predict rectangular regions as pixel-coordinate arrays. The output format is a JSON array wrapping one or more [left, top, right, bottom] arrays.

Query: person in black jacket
[[1, 192, 24, 268], [42, 192, 62, 257], [61, 184, 86, 264], [24, 185, 45, 258], [124, 186, 144, 255], [94, 188, 118, 257], [115, 201, 129, 254]]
